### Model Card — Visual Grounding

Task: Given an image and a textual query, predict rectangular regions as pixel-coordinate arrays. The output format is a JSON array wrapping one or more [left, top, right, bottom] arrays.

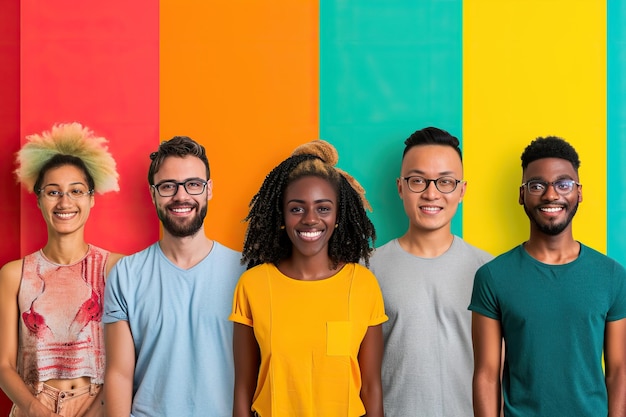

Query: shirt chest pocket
[[326, 321, 351, 356]]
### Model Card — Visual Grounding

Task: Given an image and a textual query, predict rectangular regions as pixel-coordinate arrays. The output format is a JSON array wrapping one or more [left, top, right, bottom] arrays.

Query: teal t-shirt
[[469, 243, 626, 417]]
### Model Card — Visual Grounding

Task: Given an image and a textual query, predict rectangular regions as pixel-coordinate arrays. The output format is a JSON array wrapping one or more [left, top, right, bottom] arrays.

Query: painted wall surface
[[2, 1, 625, 412]]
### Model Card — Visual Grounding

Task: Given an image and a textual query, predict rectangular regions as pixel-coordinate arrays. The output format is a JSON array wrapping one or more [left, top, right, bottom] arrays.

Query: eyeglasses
[[151, 178, 208, 197], [401, 176, 462, 194], [521, 179, 581, 196], [38, 185, 94, 201]]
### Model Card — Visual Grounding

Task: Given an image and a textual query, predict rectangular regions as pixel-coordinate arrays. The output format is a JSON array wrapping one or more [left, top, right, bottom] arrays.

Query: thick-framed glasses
[[521, 179, 581, 196], [401, 176, 462, 194], [151, 178, 208, 197], [38, 185, 94, 201]]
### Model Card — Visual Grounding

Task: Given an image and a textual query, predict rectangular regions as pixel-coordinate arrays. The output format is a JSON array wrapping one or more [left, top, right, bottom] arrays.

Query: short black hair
[[521, 136, 580, 171], [403, 127, 462, 161]]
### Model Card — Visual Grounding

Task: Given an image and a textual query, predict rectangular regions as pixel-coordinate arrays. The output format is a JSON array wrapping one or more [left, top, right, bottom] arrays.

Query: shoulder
[[368, 239, 400, 267], [0, 258, 24, 287], [579, 243, 626, 275], [452, 236, 494, 263], [211, 241, 243, 261]]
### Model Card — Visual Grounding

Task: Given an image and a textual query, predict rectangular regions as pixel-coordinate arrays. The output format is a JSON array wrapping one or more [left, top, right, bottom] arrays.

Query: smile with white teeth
[[170, 207, 193, 213], [421, 206, 441, 212], [54, 212, 77, 219], [299, 230, 323, 239], [540, 207, 563, 213]]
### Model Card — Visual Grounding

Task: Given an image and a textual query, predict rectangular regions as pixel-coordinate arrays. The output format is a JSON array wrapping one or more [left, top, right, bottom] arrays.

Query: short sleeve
[[103, 261, 129, 324], [607, 261, 626, 322], [229, 272, 253, 327], [358, 266, 388, 326], [468, 263, 501, 321]]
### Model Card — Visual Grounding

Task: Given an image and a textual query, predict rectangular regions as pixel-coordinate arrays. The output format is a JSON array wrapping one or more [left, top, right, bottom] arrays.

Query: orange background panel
[[160, 0, 320, 251]]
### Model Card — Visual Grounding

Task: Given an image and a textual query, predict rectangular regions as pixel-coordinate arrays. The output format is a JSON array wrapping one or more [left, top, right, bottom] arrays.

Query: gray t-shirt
[[369, 236, 493, 417]]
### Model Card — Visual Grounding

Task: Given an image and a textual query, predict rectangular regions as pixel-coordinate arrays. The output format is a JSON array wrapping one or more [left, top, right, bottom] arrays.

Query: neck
[[159, 230, 214, 270], [398, 227, 454, 258], [524, 228, 579, 264], [42, 234, 89, 265], [278, 253, 341, 281]]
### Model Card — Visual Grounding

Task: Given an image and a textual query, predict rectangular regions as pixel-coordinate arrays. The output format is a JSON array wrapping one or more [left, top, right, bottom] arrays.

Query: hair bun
[[291, 140, 339, 166]]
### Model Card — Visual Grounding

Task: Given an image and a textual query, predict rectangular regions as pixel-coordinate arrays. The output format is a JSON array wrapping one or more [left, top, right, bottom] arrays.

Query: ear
[[205, 179, 213, 202], [578, 184, 583, 203], [396, 177, 403, 199], [150, 186, 157, 206], [518, 186, 525, 205], [90, 194, 95, 208], [458, 180, 467, 202]]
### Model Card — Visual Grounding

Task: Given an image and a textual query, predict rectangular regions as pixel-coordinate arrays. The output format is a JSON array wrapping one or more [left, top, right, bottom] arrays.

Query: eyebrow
[[41, 181, 87, 187], [404, 169, 457, 176], [286, 198, 335, 204]]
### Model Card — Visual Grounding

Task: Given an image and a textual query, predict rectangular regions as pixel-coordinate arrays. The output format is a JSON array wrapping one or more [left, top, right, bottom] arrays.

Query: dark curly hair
[[403, 127, 462, 161], [242, 143, 376, 270], [148, 136, 210, 185], [521, 136, 580, 171]]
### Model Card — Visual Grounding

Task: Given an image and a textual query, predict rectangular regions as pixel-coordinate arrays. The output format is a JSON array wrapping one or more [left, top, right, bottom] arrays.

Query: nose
[[422, 180, 440, 199], [542, 183, 560, 200], [172, 183, 189, 199], [301, 209, 319, 225]]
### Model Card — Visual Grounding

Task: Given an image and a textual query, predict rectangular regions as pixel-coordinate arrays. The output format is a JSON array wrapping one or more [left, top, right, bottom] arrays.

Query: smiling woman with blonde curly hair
[[0, 123, 123, 417]]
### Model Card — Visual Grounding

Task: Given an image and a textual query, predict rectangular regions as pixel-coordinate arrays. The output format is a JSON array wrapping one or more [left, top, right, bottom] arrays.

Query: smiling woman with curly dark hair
[[231, 139, 387, 417]]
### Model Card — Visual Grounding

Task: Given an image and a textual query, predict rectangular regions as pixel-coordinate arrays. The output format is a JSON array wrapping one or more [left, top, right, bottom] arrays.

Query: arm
[[233, 323, 260, 417], [104, 321, 136, 417], [358, 324, 384, 417], [105, 253, 124, 278], [472, 312, 502, 417], [605, 318, 626, 417], [0, 261, 60, 417]]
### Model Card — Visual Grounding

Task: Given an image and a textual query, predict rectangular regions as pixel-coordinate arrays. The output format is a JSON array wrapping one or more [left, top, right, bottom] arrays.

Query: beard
[[157, 202, 207, 238], [524, 200, 579, 236]]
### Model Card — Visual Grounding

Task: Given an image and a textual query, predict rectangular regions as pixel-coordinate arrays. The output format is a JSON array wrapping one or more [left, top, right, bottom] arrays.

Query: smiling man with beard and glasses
[[470, 136, 626, 417], [102, 136, 245, 417]]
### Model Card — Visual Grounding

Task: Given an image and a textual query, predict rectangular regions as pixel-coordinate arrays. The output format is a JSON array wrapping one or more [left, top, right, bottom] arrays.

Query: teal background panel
[[608, 0, 626, 266], [319, 0, 464, 248]]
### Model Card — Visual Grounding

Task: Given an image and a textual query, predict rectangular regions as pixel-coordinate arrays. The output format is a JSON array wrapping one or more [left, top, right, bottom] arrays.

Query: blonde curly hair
[[15, 122, 119, 194]]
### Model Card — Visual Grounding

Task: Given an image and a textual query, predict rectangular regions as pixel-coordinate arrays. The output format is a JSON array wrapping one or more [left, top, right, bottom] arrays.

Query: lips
[[420, 206, 442, 213], [54, 211, 77, 219], [168, 205, 195, 215], [298, 230, 323, 241]]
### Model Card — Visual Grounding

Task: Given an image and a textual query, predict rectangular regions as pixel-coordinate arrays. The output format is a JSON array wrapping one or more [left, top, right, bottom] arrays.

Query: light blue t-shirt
[[103, 241, 245, 417]]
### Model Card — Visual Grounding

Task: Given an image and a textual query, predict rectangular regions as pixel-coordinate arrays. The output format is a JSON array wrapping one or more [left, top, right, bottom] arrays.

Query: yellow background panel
[[463, 0, 606, 255]]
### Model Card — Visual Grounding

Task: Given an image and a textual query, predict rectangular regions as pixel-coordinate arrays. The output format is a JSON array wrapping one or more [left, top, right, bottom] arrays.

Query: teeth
[[421, 207, 440, 212], [299, 231, 322, 238], [55, 212, 76, 219], [171, 207, 192, 213], [540, 207, 562, 213]]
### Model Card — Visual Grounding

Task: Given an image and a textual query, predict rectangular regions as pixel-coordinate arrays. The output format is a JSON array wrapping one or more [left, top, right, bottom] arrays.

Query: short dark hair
[[148, 136, 210, 184], [403, 127, 462, 161], [521, 136, 580, 171], [34, 154, 95, 194]]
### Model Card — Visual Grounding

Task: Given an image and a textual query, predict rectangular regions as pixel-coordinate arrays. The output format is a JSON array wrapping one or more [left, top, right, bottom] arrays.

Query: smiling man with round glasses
[[470, 136, 626, 417], [368, 127, 493, 417]]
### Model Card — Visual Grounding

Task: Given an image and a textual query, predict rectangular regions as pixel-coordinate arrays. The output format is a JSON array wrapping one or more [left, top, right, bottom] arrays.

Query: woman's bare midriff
[[44, 376, 93, 391]]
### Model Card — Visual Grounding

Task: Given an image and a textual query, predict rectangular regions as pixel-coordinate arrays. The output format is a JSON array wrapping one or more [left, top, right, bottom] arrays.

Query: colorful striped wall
[[2, 1, 624, 412]]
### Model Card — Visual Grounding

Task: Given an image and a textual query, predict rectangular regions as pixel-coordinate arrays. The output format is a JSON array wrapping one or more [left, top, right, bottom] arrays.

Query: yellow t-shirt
[[230, 262, 387, 417]]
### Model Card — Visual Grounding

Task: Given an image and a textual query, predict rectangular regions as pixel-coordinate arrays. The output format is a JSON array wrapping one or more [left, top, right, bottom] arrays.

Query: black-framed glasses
[[151, 178, 208, 197], [400, 176, 462, 194], [521, 179, 581, 196], [38, 185, 94, 201]]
